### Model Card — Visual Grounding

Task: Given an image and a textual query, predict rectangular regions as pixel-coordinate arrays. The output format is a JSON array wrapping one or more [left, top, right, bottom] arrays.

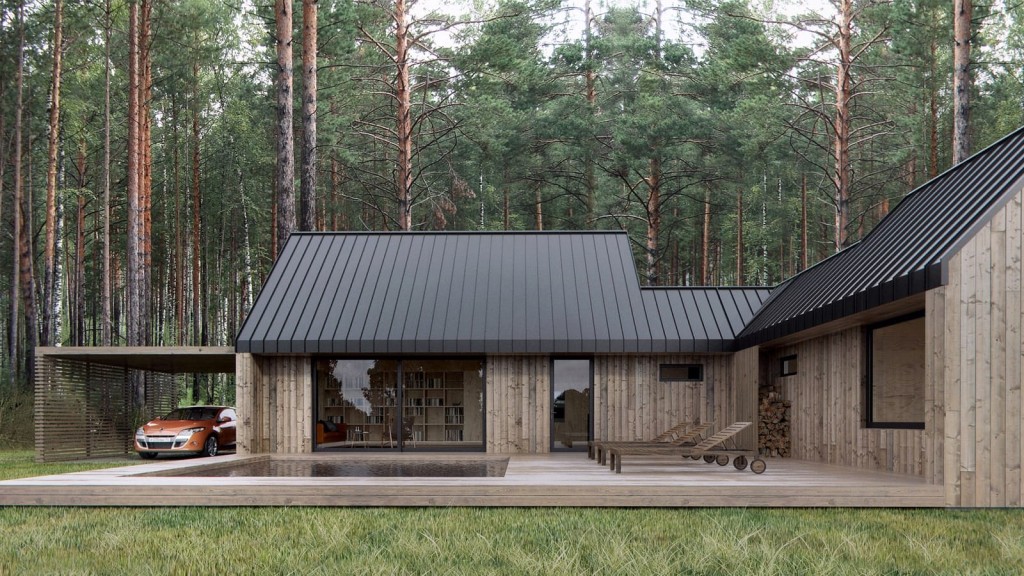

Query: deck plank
[[0, 453, 944, 508]]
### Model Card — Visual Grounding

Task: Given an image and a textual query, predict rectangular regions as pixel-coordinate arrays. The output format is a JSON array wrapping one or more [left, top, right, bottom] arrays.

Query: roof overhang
[[35, 346, 236, 373]]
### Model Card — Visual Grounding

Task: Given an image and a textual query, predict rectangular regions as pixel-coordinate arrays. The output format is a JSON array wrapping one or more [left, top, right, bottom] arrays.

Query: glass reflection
[[315, 358, 484, 450]]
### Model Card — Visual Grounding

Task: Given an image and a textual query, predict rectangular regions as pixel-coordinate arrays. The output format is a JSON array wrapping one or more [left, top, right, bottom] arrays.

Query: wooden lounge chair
[[588, 420, 697, 460], [607, 422, 766, 474], [593, 422, 713, 466]]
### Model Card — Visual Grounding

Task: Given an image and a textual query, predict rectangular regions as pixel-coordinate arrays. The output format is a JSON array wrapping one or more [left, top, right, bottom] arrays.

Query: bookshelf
[[318, 367, 476, 446], [403, 371, 466, 443]]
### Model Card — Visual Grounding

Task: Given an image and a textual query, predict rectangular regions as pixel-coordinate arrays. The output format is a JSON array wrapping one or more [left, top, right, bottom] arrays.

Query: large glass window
[[867, 315, 925, 429], [552, 359, 592, 450], [315, 359, 484, 450]]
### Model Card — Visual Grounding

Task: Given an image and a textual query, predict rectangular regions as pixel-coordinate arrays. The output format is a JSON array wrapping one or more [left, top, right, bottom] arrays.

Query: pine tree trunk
[[101, 0, 112, 346], [172, 93, 184, 345], [240, 170, 254, 313], [801, 173, 808, 272], [583, 0, 596, 226], [395, 0, 413, 230], [535, 186, 543, 230], [646, 158, 661, 286], [140, 0, 153, 344], [126, 0, 141, 352], [74, 142, 86, 346], [929, 39, 939, 178], [9, 1, 25, 387], [736, 189, 743, 286], [833, 0, 852, 252], [701, 188, 711, 286], [192, 61, 202, 355], [276, 0, 296, 250], [300, 0, 318, 231], [42, 0, 64, 347], [953, 0, 972, 164]]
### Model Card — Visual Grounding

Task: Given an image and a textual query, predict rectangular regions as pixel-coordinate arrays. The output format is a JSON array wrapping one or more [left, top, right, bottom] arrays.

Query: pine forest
[[1, 0, 1023, 400]]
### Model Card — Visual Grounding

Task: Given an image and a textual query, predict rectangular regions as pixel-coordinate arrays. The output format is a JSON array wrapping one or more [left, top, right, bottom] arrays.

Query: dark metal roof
[[235, 232, 770, 355], [737, 125, 1024, 348], [642, 287, 771, 352]]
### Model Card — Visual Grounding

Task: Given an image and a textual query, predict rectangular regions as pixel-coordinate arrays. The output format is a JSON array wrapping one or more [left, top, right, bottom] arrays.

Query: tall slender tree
[[953, 0, 971, 163], [276, 0, 296, 251], [301, 0, 318, 231], [101, 0, 113, 345], [42, 0, 64, 347], [9, 0, 25, 386]]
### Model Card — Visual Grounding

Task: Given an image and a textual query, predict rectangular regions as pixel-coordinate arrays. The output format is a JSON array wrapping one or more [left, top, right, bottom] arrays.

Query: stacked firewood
[[758, 386, 791, 457]]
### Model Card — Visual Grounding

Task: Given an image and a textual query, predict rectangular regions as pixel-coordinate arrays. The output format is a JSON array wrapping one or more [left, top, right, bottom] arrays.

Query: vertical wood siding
[[485, 356, 551, 453], [936, 186, 1024, 506], [731, 347, 760, 449], [591, 354, 750, 445], [486, 354, 751, 453], [763, 330, 936, 479], [236, 354, 312, 454]]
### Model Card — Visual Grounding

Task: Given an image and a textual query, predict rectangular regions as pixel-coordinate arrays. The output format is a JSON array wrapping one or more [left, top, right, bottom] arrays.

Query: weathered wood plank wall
[[731, 347, 760, 449], [236, 354, 312, 454], [763, 330, 936, 479], [592, 355, 732, 442], [485, 356, 551, 453], [935, 186, 1024, 506]]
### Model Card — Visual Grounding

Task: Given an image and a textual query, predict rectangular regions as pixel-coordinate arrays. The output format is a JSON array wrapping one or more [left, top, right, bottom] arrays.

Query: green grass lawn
[[1, 451, 1022, 575]]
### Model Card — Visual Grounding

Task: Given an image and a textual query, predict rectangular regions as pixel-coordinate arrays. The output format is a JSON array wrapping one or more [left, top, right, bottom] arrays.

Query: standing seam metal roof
[[737, 125, 1024, 348], [236, 231, 771, 355]]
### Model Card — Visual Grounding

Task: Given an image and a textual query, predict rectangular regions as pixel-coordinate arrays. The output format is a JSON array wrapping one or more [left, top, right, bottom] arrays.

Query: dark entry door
[[552, 359, 592, 450]]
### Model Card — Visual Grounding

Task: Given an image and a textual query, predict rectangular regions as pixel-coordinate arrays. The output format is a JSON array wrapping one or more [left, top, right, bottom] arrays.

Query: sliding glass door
[[315, 358, 484, 450], [552, 359, 592, 450]]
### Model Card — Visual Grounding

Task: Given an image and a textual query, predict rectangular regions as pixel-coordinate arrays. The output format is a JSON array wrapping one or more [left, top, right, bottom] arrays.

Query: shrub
[[0, 388, 34, 449]]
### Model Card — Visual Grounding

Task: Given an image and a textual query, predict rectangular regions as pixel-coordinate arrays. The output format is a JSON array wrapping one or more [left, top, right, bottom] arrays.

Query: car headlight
[[135, 428, 145, 439], [175, 427, 205, 441]]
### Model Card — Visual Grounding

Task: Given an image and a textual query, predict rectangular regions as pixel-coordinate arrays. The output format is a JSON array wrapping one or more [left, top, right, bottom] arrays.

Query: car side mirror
[[218, 416, 231, 423], [153, 416, 162, 421]]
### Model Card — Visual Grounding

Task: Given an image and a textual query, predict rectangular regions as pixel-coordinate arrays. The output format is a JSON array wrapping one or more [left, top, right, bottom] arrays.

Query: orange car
[[134, 405, 236, 459]]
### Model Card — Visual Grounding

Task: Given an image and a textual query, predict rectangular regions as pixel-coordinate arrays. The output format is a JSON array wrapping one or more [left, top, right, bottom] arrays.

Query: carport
[[34, 346, 236, 462]]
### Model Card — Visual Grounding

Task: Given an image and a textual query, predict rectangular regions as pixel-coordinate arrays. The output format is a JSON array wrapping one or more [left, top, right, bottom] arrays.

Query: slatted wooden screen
[[34, 356, 178, 463]]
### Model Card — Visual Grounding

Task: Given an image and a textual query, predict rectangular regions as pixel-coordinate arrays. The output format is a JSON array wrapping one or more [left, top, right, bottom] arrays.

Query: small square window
[[659, 364, 703, 382], [780, 355, 798, 377]]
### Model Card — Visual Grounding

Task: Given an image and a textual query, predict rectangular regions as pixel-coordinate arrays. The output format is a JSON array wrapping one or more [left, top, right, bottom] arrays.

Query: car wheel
[[139, 452, 157, 460], [202, 436, 218, 457]]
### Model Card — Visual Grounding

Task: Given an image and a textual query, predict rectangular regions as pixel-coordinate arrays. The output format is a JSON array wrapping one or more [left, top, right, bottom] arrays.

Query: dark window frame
[[780, 355, 798, 377], [312, 356, 488, 451], [865, 312, 926, 430], [550, 357, 594, 452], [659, 363, 704, 382]]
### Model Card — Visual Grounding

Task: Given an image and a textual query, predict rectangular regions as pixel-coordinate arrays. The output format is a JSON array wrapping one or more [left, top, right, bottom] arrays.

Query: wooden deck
[[0, 452, 944, 507]]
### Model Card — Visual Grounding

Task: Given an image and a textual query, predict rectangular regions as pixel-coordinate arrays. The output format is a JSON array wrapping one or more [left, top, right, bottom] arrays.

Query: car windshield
[[163, 407, 219, 421]]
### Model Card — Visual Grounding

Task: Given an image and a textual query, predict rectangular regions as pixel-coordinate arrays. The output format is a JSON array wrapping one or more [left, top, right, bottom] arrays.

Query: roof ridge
[[286, 230, 629, 236]]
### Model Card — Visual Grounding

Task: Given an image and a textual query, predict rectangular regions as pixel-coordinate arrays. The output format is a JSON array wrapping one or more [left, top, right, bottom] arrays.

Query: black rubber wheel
[[733, 456, 748, 471], [702, 455, 715, 464], [690, 455, 701, 461], [202, 436, 219, 457], [750, 459, 767, 474], [139, 452, 157, 460], [715, 454, 730, 466]]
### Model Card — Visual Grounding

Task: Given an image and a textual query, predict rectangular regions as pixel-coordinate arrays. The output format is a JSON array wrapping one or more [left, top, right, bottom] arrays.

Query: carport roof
[[35, 346, 236, 373]]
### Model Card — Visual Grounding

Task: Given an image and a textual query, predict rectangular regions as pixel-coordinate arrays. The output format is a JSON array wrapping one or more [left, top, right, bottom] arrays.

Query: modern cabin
[[234, 126, 1024, 507], [28, 127, 1023, 507], [234, 231, 771, 456]]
